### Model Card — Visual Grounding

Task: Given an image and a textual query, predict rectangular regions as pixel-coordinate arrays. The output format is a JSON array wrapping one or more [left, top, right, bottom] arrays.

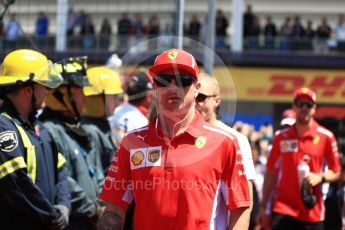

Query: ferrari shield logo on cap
[[195, 136, 207, 149], [167, 50, 178, 60], [0, 131, 18, 152], [301, 87, 309, 93]]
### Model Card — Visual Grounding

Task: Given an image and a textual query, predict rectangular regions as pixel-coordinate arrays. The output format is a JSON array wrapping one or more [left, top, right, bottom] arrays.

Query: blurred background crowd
[[1, 1, 345, 52]]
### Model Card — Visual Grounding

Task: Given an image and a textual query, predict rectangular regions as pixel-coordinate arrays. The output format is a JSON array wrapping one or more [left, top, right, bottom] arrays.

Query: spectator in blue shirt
[[35, 12, 49, 37], [5, 13, 21, 50]]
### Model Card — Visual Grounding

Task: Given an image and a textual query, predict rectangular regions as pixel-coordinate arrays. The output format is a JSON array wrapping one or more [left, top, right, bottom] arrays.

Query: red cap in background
[[294, 87, 316, 103]]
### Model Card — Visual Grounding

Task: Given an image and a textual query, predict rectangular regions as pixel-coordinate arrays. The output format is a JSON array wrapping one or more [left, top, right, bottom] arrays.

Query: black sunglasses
[[294, 101, 315, 109], [196, 93, 217, 103], [153, 75, 196, 88]]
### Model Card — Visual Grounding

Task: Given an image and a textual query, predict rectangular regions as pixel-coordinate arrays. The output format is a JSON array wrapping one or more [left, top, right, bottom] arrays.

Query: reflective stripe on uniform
[[0, 156, 27, 179], [57, 152, 66, 169], [15, 125, 36, 182], [1, 112, 37, 182]]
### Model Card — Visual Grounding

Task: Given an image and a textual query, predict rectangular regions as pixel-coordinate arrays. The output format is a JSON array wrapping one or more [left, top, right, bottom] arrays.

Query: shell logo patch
[[167, 50, 178, 60], [280, 142, 289, 152], [131, 151, 145, 166], [148, 150, 160, 163], [313, 135, 320, 144], [195, 136, 207, 149]]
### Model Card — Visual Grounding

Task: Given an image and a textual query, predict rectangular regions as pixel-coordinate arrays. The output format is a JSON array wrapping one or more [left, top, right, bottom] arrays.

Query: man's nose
[[169, 78, 179, 88]]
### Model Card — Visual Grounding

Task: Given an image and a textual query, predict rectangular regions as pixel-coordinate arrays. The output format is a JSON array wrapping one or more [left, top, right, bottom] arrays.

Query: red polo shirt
[[100, 112, 250, 229], [267, 120, 340, 222]]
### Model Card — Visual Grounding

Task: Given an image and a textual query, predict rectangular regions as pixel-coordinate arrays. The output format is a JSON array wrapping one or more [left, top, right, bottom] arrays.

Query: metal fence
[[1, 34, 345, 54], [243, 36, 345, 53], [0, 0, 344, 56]]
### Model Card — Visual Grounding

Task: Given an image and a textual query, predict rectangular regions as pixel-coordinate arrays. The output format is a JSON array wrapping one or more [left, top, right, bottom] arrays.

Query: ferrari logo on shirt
[[167, 50, 178, 60], [131, 151, 145, 166], [313, 135, 320, 144], [280, 139, 298, 153], [195, 136, 207, 149]]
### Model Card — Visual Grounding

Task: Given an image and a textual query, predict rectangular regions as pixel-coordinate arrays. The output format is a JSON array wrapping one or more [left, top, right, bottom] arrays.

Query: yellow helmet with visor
[[0, 49, 63, 88], [83, 66, 123, 96]]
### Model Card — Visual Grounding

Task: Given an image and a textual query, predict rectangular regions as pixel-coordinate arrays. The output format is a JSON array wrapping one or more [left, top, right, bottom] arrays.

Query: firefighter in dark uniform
[[39, 57, 104, 229], [81, 66, 123, 174], [0, 49, 70, 229]]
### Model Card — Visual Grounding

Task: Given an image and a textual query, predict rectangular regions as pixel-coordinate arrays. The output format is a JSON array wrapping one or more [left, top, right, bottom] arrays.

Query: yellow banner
[[213, 67, 345, 103]]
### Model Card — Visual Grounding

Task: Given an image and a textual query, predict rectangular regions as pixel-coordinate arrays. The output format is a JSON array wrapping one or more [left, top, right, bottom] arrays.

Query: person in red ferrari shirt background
[[97, 48, 250, 230], [257, 87, 341, 230]]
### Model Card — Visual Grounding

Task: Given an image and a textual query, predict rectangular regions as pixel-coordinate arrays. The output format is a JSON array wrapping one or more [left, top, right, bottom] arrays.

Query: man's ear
[[22, 85, 33, 97], [215, 95, 221, 107], [195, 81, 201, 90], [145, 90, 154, 102]]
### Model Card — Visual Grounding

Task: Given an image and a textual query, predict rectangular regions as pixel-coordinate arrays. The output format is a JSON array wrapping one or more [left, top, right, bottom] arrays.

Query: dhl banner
[[213, 67, 345, 103]]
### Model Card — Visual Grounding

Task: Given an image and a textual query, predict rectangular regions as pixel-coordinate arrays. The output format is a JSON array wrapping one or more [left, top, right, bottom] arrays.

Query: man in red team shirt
[[257, 87, 340, 230], [98, 49, 250, 230]]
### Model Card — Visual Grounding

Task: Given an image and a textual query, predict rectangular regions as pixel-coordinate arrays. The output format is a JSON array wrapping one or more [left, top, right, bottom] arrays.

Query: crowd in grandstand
[[2, 5, 344, 52], [243, 4, 345, 52]]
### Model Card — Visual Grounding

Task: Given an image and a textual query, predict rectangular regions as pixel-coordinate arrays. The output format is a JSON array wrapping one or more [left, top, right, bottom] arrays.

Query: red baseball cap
[[280, 109, 296, 126], [148, 49, 199, 80], [294, 87, 316, 103]]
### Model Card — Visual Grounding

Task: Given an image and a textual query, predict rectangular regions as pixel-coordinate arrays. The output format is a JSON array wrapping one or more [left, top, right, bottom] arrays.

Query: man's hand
[[97, 203, 125, 230], [255, 206, 272, 230], [305, 173, 322, 187], [49, 204, 70, 230], [256, 169, 276, 230], [93, 201, 106, 220], [87, 202, 106, 228]]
